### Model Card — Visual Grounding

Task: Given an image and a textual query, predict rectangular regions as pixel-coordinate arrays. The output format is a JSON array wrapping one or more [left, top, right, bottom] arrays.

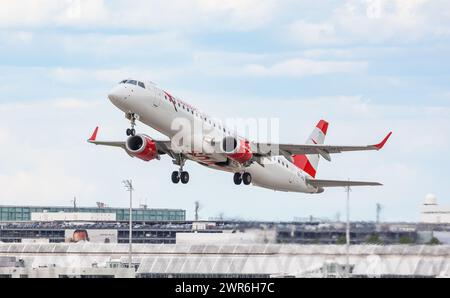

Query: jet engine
[[316, 187, 325, 194], [126, 135, 158, 161], [222, 136, 253, 164]]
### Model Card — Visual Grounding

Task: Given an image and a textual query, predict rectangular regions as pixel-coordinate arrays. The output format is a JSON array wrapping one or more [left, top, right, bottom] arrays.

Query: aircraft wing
[[87, 127, 172, 156], [87, 127, 125, 148], [307, 178, 382, 187], [252, 132, 392, 161]]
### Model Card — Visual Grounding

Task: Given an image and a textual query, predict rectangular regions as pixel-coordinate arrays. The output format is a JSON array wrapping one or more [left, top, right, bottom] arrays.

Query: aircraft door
[[152, 87, 162, 107]]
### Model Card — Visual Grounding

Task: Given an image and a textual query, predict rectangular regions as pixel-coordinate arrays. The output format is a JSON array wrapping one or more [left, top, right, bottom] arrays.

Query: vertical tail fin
[[292, 120, 328, 178]]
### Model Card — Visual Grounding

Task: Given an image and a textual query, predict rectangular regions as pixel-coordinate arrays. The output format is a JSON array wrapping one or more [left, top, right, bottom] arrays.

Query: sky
[[1, 0, 450, 222]]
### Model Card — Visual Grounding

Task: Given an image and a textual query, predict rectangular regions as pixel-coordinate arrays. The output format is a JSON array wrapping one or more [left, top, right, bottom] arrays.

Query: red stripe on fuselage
[[163, 91, 175, 104]]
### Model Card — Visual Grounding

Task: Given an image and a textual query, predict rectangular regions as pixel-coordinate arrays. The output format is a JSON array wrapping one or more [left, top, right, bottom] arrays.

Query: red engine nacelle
[[222, 136, 253, 164], [126, 135, 158, 161]]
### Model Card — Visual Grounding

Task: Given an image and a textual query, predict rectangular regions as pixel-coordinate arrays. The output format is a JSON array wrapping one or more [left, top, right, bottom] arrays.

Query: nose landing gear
[[125, 113, 138, 136], [126, 128, 136, 136]]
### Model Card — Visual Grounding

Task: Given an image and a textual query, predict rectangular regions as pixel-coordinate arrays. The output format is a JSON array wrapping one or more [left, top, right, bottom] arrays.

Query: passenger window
[[138, 82, 145, 88]]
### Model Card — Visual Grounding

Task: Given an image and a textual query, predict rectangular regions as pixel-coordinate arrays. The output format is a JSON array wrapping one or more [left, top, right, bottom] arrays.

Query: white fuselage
[[108, 81, 319, 193]]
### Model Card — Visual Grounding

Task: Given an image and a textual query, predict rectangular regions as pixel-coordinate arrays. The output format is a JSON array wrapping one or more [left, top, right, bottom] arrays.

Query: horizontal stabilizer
[[307, 178, 382, 188]]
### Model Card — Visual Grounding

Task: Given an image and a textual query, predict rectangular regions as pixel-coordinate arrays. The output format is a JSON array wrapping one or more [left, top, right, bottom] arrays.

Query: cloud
[[55, 0, 108, 26], [48, 66, 189, 85], [195, 0, 279, 31], [0, 0, 279, 31], [0, 0, 61, 27], [60, 31, 191, 58], [286, 0, 450, 46], [0, 0, 108, 28], [287, 20, 339, 46], [243, 58, 368, 77], [53, 98, 98, 109]]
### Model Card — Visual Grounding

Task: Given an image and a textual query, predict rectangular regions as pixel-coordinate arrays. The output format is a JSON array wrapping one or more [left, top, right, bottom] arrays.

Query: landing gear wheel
[[126, 128, 136, 136], [171, 171, 180, 184], [180, 171, 190, 184], [233, 173, 242, 185], [242, 172, 252, 185]]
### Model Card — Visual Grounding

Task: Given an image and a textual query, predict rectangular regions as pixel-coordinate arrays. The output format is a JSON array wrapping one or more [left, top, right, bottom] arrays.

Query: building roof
[[1, 243, 449, 277]]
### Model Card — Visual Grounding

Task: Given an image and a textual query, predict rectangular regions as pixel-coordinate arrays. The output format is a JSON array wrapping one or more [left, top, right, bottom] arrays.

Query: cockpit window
[[138, 81, 145, 88], [119, 79, 127, 84], [127, 80, 137, 85]]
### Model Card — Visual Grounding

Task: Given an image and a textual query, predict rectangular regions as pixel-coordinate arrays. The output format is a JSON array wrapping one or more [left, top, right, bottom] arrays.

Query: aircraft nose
[[108, 86, 124, 104], [108, 92, 119, 103]]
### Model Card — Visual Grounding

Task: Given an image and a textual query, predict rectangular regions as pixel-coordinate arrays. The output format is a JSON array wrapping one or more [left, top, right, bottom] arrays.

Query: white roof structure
[[421, 194, 450, 224], [424, 194, 438, 205], [1, 243, 449, 277]]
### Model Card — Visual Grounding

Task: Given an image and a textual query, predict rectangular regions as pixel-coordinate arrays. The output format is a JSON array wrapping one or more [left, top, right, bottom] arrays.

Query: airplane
[[88, 78, 392, 194]]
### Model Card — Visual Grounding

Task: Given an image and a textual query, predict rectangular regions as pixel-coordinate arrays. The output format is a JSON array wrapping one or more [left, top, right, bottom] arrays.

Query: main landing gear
[[171, 154, 190, 184], [126, 113, 138, 136], [171, 170, 189, 184], [233, 172, 252, 186]]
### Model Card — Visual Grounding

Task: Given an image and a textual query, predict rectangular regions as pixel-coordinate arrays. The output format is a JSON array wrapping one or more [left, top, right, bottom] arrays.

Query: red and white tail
[[292, 120, 328, 178]]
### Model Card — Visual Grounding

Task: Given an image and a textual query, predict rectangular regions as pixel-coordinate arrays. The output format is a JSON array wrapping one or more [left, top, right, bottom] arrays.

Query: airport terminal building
[[0, 204, 188, 244], [0, 205, 186, 222]]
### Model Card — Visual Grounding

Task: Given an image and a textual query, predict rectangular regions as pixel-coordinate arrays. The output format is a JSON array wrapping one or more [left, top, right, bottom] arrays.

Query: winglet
[[374, 132, 392, 150], [88, 126, 99, 142]]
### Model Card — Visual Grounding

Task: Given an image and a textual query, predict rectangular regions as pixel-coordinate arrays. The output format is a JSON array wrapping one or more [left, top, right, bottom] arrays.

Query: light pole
[[123, 179, 133, 270], [345, 180, 351, 277]]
